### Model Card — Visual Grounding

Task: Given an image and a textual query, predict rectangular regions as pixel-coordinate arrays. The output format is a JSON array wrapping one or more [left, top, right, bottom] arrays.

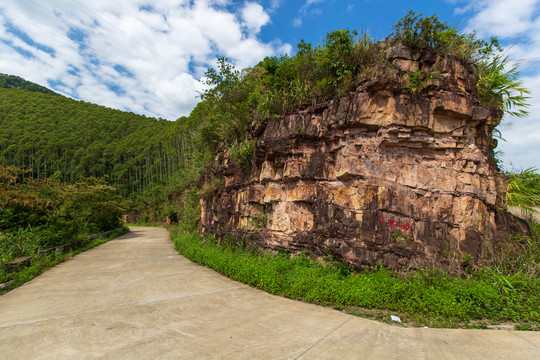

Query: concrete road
[[0, 227, 538, 359]]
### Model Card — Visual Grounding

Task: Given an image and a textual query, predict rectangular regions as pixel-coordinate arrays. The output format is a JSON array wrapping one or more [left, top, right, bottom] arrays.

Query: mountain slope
[[0, 73, 59, 96], [0, 85, 190, 195]]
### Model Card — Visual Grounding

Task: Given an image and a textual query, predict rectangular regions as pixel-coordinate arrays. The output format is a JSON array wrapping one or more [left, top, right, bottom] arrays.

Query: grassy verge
[[0, 227, 129, 295], [171, 228, 539, 330]]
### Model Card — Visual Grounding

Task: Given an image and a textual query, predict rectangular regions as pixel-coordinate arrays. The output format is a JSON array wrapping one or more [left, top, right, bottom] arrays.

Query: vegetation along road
[[0, 226, 537, 359]]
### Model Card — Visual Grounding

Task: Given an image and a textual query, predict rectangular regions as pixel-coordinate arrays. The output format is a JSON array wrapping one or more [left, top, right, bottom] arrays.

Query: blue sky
[[0, 0, 539, 170]]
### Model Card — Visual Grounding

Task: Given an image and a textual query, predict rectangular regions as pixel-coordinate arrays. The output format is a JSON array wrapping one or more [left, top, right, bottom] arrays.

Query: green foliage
[[402, 70, 439, 95], [0, 166, 123, 250], [172, 228, 540, 328], [505, 168, 540, 215], [248, 213, 269, 230], [202, 57, 241, 102], [198, 58, 261, 151], [256, 29, 377, 115], [388, 10, 501, 63], [229, 139, 257, 168], [389, 11, 456, 51], [0, 86, 190, 197], [0, 73, 59, 96], [45, 177, 124, 244], [0, 167, 62, 230], [391, 228, 408, 244], [388, 11, 528, 121], [178, 187, 201, 232], [0, 226, 42, 264], [199, 177, 224, 198], [477, 56, 530, 118]]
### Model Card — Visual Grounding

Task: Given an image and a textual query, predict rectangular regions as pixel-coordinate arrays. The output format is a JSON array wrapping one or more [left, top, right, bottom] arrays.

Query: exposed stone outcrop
[[199, 44, 529, 270]]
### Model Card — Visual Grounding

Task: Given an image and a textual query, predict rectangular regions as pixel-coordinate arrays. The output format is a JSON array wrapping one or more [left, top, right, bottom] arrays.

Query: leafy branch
[[505, 167, 540, 216], [477, 56, 530, 118]]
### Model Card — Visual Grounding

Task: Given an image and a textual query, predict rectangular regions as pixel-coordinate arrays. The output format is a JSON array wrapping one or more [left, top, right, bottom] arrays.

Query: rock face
[[199, 45, 529, 269]]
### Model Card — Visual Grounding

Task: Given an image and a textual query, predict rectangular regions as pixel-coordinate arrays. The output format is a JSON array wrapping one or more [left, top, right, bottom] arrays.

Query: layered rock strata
[[199, 45, 529, 269]]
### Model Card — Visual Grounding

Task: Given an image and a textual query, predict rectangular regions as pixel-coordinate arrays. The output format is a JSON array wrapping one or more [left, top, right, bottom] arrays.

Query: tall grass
[[0, 226, 42, 265]]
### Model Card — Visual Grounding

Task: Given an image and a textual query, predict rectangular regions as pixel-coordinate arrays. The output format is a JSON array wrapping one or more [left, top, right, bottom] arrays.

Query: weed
[[391, 228, 407, 244], [402, 70, 439, 95], [199, 177, 224, 199], [0, 226, 42, 265], [515, 323, 538, 331], [248, 213, 269, 230], [504, 167, 540, 216], [229, 139, 257, 168]]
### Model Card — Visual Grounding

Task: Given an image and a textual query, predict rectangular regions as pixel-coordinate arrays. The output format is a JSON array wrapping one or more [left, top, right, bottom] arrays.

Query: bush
[[0, 226, 42, 265], [387, 10, 500, 63], [0, 166, 123, 249], [229, 139, 256, 168]]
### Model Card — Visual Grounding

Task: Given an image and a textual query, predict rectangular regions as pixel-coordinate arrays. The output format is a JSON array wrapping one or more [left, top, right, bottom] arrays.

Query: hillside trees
[[0, 88, 193, 197], [0, 73, 59, 96]]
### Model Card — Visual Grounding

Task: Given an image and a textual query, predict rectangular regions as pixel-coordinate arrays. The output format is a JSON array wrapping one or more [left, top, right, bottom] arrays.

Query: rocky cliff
[[199, 44, 529, 269]]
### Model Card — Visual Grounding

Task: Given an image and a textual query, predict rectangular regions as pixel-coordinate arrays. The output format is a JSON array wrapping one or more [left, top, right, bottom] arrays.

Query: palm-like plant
[[477, 55, 530, 119], [505, 167, 540, 216]]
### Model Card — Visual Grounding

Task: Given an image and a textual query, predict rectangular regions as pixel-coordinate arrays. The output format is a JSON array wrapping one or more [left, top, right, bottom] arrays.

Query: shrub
[[0, 226, 41, 265], [387, 10, 500, 63], [477, 55, 530, 118], [229, 139, 257, 168], [0, 166, 123, 248]]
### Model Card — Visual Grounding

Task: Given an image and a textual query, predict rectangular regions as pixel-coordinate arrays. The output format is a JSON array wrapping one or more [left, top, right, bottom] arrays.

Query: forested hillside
[[0, 74, 58, 96], [0, 87, 194, 197]]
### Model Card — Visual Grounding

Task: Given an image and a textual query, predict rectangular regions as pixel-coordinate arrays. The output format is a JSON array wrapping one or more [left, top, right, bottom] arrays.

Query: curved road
[[0, 227, 538, 359]]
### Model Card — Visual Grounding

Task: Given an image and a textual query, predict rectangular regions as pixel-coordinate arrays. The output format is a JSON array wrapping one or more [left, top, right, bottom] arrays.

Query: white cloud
[[300, 0, 325, 13], [0, 0, 287, 119], [458, 0, 540, 170], [305, 0, 324, 7], [293, 0, 325, 27], [460, 0, 539, 38], [270, 0, 284, 10], [241, 2, 270, 34]]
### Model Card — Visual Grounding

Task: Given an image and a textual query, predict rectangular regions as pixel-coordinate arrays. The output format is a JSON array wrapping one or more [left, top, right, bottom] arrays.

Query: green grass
[[171, 228, 539, 329], [0, 227, 128, 295]]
